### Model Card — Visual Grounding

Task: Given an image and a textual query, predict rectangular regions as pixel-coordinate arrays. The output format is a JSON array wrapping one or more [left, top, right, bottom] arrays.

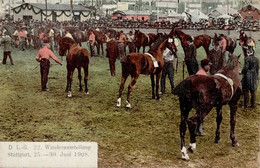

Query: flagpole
[[45, 0, 47, 21]]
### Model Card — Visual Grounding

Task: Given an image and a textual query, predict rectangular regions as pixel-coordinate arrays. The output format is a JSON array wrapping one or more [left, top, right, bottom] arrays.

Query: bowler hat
[[201, 58, 212, 67]]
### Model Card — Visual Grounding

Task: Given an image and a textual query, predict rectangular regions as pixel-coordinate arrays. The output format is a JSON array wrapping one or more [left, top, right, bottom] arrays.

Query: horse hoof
[[188, 143, 196, 153], [181, 147, 190, 161], [116, 98, 121, 107], [214, 137, 220, 144], [79, 88, 83, 92], [85, 92, 89, 95], [125, 101, 131, 108], [232, 142, 239, 147], [67, 91, 72, 98]]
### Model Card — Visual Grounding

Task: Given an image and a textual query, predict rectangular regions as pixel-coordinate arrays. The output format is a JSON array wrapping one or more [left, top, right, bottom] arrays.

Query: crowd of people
[[0, 18, 259, 111]]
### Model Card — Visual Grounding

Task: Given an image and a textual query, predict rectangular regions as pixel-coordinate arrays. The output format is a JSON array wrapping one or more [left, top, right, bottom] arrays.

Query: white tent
[[186, 9, 208, 22], [217, 14, 233, 19]]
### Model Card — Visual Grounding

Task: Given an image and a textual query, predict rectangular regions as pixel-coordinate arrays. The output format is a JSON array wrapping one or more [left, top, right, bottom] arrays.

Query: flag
[[70, 0, 73, 9]]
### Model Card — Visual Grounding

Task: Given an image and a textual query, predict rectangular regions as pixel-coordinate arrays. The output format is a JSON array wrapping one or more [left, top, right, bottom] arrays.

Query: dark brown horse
[[116, 35, 176, 108], [134, 30, 156, 53], [212, 33, 237, 54], [72, 30, 89, 47], [59, 37, 89, 97], [169, 27, 211, 55], [173, 53, 242, 160], [106, 40, 119, 76], [238, 31, 256, 57]]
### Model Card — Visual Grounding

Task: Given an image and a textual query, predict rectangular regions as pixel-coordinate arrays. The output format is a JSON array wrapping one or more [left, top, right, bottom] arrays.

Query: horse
[[106, 40, 119, 76], [134, 30, 156, 53], [172, 53, 242, 160], [238, 31, 256, 57], [212, 33, 237, 54], [58, 37, 90, 97], [169, 27, 211, 55], [116, 35, 176, 108], [71, 29, 89, 47]]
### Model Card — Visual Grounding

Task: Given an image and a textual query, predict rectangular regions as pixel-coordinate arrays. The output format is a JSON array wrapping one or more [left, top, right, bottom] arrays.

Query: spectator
[[207, 41, 225, 75], [241, 46, 259, 108], [184, 37, 199, 75]]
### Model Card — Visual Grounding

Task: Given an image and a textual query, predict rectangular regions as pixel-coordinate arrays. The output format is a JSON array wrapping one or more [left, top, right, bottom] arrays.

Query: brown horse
[[238, 31, 256, 57], [212, 33, 237, 54], [134, 30, 156, 53], [173, 53, 242, 160], [106, 40, 119, 76], [59, 37, 89, 97], [116, 35, 175, 108], [169, 28, 211, 55]]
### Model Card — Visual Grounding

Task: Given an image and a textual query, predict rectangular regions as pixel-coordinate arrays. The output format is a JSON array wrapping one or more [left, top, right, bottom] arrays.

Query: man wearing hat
[[35, 39, 62, 91], [208, 40, 225, 75], [195, 58, 212, 136], [241, 46, 259, 108], [18, 26, 27, 51], [184, 37, 199, 75], [1, 32, 14, 65], [196, 58, 212, 76]]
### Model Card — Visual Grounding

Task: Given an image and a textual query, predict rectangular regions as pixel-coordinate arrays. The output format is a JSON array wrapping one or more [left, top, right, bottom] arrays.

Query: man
[[196, 58, 212, 76], [18, 27, 27, 51], [1, 33, 14, 65], [35, 40, 62, 91], [160, 45, 177, 95], [48, 27, 55, 51], [195, 58, 212, 136], [89, 30, 96, 57], [184, 37, 199, 75], [118, 31, 127, 62], [207, 41, 225, 75], [241, 46, 259, 108], [126, 31, 135, 53]]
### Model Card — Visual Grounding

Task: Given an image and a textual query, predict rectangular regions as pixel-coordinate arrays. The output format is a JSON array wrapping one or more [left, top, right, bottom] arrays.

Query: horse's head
[[225, 53, 240, 70], [239, 31, 248, 46], [59, 37, 75, 56]]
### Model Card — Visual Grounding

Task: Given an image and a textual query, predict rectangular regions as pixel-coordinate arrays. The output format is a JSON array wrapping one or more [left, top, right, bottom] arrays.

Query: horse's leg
[[150, 74, 155, 99], [126, 76, 139, 108], [179, 97, 192, 160], [101, 43, 104, 56], [66, 68, 75, 98], [229, 103, 239, 147], [97, 43, 100, 56], [117, 72, 129, 107], [77, 68, 83, 92], [215, 105, 223, 143], [83, 66, 89, 95], [156, 72, 162, 100], [143, 46, 145, 53], [187, 105, 213, 153]]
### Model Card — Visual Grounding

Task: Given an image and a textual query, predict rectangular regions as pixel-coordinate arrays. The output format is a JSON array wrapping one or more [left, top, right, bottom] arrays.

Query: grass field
[[0, 41, 259, 168]]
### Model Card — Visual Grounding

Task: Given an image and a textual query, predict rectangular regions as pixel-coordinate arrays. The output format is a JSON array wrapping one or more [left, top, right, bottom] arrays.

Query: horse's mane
[[62, 37, 76, 44], [148, 35, 168, 52]]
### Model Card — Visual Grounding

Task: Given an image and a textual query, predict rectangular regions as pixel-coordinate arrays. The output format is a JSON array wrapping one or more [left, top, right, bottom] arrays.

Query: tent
[[217, 14, 233, 19], [186, 9, 208, 22]]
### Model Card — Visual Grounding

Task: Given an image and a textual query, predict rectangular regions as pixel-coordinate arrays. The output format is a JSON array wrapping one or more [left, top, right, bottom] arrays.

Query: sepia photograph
[[0, 0, 259, 167]]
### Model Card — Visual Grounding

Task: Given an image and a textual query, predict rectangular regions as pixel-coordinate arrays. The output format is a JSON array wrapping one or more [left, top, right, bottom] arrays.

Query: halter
[[214, 73, 234, 101], [144, 53, 158, 68]]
